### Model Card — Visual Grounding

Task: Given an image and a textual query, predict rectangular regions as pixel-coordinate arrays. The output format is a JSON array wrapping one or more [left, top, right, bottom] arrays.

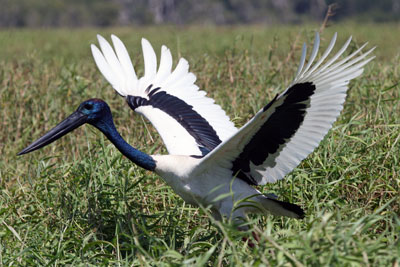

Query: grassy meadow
[[1, 24, 400, 265]]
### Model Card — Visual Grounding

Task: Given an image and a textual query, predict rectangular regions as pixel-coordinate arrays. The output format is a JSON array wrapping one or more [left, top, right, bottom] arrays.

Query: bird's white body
[[152, 155, 201, 206], [91, 33, 375, 222], [153, 154, 291, 220]]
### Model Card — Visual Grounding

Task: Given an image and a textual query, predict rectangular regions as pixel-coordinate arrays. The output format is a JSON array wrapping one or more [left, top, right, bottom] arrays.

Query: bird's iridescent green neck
[[87, 100, 156, 171], [92, 115, 156, 171]]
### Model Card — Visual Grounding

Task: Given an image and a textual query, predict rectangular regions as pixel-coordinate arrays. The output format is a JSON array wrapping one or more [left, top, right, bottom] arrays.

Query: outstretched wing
[[91, 35, 237, 156], [197, 33, 375, 185]]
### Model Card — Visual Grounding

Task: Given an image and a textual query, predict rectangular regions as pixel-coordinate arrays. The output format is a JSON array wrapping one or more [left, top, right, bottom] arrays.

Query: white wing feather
[[197, 32, 374, 185], [91, 35, 237, 155]]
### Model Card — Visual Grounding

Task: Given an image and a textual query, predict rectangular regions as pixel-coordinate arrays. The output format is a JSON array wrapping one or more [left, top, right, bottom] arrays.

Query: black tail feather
[[267, 198, 305, 219]]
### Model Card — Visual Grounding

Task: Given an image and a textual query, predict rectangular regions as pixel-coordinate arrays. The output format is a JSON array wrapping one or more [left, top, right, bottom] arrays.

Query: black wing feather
[[127, 85, 222, 155], [231, 82, 316, 185]]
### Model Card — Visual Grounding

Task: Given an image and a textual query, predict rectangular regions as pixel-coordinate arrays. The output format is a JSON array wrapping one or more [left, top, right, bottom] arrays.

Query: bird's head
[[78, 98, 111, 122], [18, 98, 113, 155]]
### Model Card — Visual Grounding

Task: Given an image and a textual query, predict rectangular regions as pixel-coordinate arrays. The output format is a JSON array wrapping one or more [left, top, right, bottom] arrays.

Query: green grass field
[[1, 24, 399, 265]]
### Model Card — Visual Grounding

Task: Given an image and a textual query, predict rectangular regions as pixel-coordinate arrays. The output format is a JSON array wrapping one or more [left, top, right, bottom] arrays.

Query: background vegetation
[[0, 0, 400, 27], [1, 24, 400, 265]]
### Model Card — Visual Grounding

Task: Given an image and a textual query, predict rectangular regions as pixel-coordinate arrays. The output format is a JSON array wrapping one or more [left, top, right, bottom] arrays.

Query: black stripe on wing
[[231, 82, 316, 185], [127, 85, 222, 155]]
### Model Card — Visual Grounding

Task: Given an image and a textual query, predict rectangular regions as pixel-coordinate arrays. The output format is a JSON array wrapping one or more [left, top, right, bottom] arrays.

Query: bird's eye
[[84, 103, 93, 110]]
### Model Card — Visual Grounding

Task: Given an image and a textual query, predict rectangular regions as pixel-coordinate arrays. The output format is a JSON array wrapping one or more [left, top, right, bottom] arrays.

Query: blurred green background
[[0, 0, 399, 27]]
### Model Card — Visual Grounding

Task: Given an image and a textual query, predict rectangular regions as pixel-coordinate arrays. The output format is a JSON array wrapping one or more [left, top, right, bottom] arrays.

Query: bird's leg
[[235, 220, 259, 247], [242, 235, 255, 248], [252, 230, 260, 242], [241, 230, 260, 248]]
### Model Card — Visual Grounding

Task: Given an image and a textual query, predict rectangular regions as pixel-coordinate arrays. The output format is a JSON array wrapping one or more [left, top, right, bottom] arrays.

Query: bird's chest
[[153, 155, 202, 205], [158, 169, 229, 208], [162, 173, 200, 205]]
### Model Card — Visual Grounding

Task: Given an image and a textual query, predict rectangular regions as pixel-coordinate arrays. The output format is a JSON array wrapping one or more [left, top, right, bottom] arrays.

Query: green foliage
[[1, 24, 399, 265]]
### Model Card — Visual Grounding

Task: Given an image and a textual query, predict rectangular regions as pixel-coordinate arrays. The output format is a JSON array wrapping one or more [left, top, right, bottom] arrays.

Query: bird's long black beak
[[18, 111, 88, 155]]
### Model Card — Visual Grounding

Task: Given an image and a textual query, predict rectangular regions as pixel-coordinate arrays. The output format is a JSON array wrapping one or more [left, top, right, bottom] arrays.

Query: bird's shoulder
[[152, 154, 201, 177]]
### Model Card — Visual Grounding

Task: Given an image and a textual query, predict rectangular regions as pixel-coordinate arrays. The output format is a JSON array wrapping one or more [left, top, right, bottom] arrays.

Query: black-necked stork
[[19, 33, 374, 225]]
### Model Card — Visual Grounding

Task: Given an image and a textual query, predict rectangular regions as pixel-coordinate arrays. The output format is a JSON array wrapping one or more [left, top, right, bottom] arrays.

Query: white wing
[[196, 33, 375, 185], [91, 35, 237, 156]]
